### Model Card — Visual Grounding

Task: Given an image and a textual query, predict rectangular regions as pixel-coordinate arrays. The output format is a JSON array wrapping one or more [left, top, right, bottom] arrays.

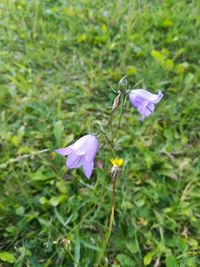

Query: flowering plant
[[55, 77, 163, 264], [56, 79, 163, 179]]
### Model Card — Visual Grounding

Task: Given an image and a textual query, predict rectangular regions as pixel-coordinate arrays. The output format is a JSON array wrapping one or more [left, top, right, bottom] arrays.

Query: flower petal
[[138, 102, 155, 117], [83, 161, 94, 179], [129, 93, 144, 108], [67, 152, 84, 168], [55, 146, 72, 156], [85, 136, 99, 162], [71, 135, 92, 155], [129, 89, 163, 104]]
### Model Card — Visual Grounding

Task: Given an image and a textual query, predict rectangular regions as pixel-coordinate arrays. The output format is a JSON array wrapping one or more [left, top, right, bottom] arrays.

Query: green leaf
[[15, 206, 25, 216], [143, 252, 153, 265], [127, 66, 137, 75], [162, 19, 173, 28], [53, 120, 64, 146], [126, 239, 140, 253], [31, 170, 54, 182], [164, 59, 174, 71], [0, 252, 16, 263], [75, 231, 80, 264], [49, 195, 67, 207], [80, 239, 101, 251], [39, 196, 49, 205], [116, 254, 135, 266], [188, 238, 198, 249], [165, 255, 178, 267], [151, 50, 165, 63]]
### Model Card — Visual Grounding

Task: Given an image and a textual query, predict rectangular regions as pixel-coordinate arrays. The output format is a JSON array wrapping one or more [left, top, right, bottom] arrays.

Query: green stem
[[106, 174, 117, 243], [96, 92, 127, 266], [112, 93, 126, 143], [96, 174, 118, 266]]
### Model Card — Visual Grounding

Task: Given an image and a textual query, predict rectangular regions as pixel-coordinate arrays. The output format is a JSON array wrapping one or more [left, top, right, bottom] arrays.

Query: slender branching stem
[[106, 173, 117, 244], [96, 92, 127, 266], [96, 173, 118, 266], [111, 93, 126, 143]]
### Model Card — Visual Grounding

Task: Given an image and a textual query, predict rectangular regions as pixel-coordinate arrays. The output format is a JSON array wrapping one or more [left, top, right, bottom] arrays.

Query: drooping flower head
[[55, 135, 98, 179], [129, 89, 163, 121]]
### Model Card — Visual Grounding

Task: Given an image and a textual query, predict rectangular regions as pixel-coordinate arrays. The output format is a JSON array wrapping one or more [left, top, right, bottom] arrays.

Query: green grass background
[[0, 0, 200, 266]]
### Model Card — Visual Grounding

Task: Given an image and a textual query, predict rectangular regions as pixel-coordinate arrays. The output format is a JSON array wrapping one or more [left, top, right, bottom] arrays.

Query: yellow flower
[[110, 158, 124, 167]]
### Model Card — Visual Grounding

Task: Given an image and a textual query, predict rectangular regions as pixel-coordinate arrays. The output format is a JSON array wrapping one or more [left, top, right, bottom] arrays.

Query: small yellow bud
[[110, 158, 124, 167]]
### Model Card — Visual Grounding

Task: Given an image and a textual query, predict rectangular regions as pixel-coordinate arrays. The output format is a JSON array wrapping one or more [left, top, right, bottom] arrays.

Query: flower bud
[[112, 93, 122, 112]]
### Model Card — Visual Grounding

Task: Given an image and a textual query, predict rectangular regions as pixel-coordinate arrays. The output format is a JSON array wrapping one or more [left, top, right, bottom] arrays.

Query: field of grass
[[0, 0, 200, 266]]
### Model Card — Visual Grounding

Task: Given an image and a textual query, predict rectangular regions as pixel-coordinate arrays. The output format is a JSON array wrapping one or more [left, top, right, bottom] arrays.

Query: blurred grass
[[0, 0, 200, 266]]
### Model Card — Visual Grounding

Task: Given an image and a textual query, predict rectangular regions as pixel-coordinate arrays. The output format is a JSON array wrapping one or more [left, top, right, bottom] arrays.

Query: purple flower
[[55, 135, 98, 179], [129, 89, 163, 120]]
